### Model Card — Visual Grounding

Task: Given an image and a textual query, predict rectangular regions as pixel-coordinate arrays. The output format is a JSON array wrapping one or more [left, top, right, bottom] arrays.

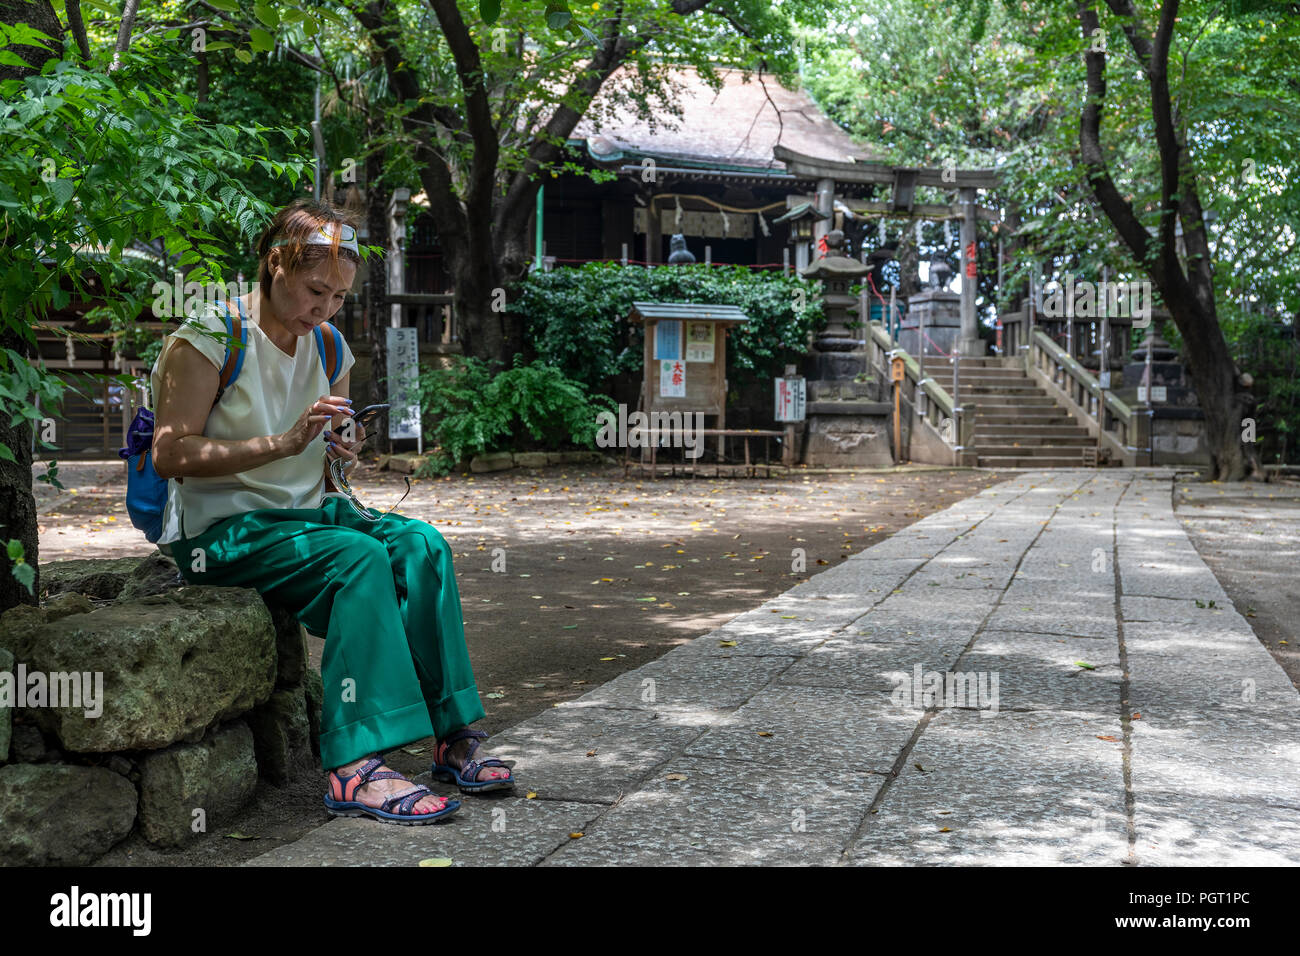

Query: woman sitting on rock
[[149, 197, 514, 825]]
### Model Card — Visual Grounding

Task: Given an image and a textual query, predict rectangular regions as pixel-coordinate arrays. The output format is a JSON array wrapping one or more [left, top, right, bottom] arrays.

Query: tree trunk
[[363, 151, 391, 454], [0, 0, 62, 83], [0, 329, 40, 611], [0, 0, 61, 611], [1076, 0, 1259, 481]]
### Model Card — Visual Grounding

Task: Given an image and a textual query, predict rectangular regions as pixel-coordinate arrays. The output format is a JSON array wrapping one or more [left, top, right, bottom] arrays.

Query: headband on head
[[270, 221, 359, 255]]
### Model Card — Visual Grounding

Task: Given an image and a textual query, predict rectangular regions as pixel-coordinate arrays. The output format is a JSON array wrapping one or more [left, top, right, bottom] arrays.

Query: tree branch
[[1077, 4, 1157, 280], [65, 0, 90, 59], [110, 0, 141, 70], [426, 0, 498, 218], [353, 0, 467, 245]]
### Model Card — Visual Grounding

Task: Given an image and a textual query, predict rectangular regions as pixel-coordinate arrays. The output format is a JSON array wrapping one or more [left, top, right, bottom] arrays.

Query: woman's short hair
[[256, 198, 362, 294]]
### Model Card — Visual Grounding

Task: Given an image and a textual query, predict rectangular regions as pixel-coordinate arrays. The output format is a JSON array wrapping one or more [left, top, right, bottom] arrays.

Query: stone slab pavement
[[245, 470, 1300, 867]]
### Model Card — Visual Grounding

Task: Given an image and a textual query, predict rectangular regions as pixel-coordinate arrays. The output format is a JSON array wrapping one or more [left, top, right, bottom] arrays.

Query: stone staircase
[[917, 357, 1096, 468]]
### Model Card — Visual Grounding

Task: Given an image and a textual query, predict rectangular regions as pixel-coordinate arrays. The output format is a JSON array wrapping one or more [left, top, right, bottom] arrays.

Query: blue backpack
[[119, 299, 346, 544]]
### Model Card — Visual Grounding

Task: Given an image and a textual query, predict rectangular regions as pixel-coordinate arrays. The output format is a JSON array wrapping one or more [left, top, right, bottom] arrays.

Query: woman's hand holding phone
[[325, 417, 365, 468], [279, 394, 353, 458]]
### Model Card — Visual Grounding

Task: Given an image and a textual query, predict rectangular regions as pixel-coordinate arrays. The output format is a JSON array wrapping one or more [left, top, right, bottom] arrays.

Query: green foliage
[[3, 538, 33, 596], [1221, 312, 1300, 464], [0, 30, 314, 458], [805, 0, 1300, 324], [413, 353, 617, 475], [34, 460, 64, 491], [513, 263, 825, 391]]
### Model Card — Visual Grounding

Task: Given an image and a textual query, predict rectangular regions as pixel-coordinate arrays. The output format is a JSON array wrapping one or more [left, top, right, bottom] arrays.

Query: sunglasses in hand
[[326, 405, 412, 521]]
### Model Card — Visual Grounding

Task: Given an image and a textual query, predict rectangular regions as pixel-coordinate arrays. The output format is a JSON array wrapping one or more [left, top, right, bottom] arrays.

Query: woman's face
[[266, 251, 358, 335]]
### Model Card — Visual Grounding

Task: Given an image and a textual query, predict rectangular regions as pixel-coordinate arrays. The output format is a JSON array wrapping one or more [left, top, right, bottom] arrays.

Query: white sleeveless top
[[149, 302, 356, 543]]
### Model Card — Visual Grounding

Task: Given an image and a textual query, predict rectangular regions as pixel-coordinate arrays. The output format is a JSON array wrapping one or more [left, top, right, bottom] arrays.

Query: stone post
[[958, 187, 982, 356]]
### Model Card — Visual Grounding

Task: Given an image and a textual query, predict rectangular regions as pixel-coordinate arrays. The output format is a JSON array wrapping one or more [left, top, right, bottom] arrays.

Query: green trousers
[[172, 496, 485, 770]]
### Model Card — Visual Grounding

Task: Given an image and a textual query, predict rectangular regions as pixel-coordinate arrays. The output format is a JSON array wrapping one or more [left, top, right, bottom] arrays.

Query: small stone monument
[[900, 255, 961, 360], [1121, 313, 1210, 464], [667, 234, 696, 265]]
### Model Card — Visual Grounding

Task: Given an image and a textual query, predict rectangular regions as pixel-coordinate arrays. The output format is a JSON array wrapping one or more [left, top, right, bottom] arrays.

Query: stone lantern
[[801, 229, 870, 382], [796, 229, 894, 468], [774, 202, 829, 273]]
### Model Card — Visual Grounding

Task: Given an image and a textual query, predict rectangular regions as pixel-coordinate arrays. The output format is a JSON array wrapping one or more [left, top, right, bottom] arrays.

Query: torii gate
[[773, 145, 1001, 358]]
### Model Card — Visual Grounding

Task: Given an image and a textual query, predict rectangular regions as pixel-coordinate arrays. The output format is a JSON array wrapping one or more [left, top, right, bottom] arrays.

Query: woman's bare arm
[[152, 337, 348, 480]]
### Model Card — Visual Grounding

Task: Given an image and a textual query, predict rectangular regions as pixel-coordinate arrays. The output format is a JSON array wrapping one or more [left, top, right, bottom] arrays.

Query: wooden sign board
[[891, 356, 906, 382]]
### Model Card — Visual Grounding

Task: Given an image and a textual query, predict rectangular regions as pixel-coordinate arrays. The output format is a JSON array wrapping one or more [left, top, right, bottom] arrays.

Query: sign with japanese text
[[660, 359, 686, 397], [774, 375, 806, 422], [685, 322, 715, 363], [654, 320, 681, 360], [386, 326, 421, 440]]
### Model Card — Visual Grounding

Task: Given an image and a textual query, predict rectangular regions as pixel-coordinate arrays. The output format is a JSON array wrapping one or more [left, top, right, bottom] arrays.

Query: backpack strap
[[313, 322, 344, 386], [179, 300, 246, 488], [214, 299, 248, 406]]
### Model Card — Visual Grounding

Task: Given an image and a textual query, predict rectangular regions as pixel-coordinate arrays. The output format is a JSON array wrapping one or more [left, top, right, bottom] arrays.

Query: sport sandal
[[431, 729, 516, 794], [324, 755, 460, 825]]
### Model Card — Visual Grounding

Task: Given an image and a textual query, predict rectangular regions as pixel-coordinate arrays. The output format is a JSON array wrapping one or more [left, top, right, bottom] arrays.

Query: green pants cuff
[[427, 685, 487, 739], [319, 700, 435, 770]]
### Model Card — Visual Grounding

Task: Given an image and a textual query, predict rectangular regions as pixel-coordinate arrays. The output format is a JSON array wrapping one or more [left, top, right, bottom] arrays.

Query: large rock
[[137, 720, 257, 848], [0, 763, 137, 865], [304, 667, 323, 765], [0, 648, 9, 763], [115, 551, 184, 603], [0, 587, 276, 753], [388, 452, 429, 475], [265, 602, 307, 687], [8, 723, 55, 764], [0, 591, 94, 641], [39, 557, 144, 601], [470, 451, 514, 473], [247, 686, 315, 785]]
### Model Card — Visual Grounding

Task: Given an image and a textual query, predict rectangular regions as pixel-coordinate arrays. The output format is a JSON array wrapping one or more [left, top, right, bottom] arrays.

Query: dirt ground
[[28, 458, 1006, 866], [1174, 478, 1300, 689]]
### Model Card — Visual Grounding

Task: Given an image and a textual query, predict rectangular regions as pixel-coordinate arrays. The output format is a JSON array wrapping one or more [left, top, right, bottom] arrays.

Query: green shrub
[[512, 262, 825, 392], [413, 353, 617, 475]]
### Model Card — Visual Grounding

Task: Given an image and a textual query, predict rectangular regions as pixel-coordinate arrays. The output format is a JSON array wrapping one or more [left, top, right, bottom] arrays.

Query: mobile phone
[[348, 403, 390, 429]]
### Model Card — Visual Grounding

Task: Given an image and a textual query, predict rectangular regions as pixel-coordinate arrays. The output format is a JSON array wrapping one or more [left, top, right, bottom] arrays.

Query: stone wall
[[0, 554, 319, 865]]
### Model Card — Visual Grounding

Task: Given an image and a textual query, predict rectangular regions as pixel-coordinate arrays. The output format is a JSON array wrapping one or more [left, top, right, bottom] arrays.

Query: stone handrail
[[868, 322, 970, 462], [1028, 328, 1145, 466]]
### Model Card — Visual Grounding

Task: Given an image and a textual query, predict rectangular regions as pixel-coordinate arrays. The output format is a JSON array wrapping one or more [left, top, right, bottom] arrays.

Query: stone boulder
[[304, 667, 323, 765], [0, 591, 94, 640], [39, 557, 143, 601], [137, 720, 258, 848], [115, 551, 185, 603], [247, 686, 315, 785], [0, 648, 9, 763], [0, 587, 275, 753], [0, 763, 137, 865], [470, 451, 514, 473], [265, 602, 308, 687]]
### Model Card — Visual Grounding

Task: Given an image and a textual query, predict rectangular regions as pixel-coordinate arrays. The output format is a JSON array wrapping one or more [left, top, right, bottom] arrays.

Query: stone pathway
[[245, 470, 1300, 866]]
